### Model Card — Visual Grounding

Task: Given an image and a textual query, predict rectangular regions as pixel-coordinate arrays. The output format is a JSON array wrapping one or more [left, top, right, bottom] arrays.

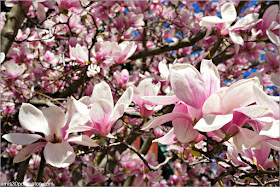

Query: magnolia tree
[[1, 0, 279, 186]]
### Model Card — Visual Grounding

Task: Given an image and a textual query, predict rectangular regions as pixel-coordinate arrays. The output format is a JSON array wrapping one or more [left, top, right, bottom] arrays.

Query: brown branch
[[129, 30, 207, 61], [1, 5, 30, 54]]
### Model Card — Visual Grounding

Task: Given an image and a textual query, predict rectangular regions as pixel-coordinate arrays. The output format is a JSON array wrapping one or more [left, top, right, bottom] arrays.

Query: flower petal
[[2, 133, 43, 145], [141, 112, 192, 130], [67, 135, 99, 147], [267, 30, 280, 45], [221, 3, 237, 27], [170, 63, 206, 108], [262, 5, 278, 30], [19, 103, 49, 134], [89, 99, 113, 126], [44, 142, 75, 168], [202, 93, 222, 115], [194, 114, 233, 132], [91, 82, 113, 108], [200, 59, 220, 97], [259, 120, 279, 138], [229, 31, 244, 46], [152, 128, 177, 145], [221, 77, 261, 114], [231, 13, 259, 30], [110, 87, 133, 122], [173, 117, 199, 143], [253, 85, 279, 118], [13, 142, 46, 163], [141, 95, 179, 105], [42, 105, 65, 137], [199, 16, 224, 27]]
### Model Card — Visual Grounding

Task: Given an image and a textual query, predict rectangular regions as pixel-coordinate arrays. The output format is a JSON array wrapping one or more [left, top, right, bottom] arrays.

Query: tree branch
[[1, 5, 30, 54], [129, 30, 206, 61]]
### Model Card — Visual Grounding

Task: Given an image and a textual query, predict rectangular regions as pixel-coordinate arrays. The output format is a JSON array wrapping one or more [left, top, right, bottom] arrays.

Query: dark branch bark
[[1, 5, 30, 54], [129, 30, 207, 61]]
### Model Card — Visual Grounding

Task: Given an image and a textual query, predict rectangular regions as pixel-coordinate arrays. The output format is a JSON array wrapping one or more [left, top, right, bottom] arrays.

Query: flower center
[[49, 133, 62, 144]]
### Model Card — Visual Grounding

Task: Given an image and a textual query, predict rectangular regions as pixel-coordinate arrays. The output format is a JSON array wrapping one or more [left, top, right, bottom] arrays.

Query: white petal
[[267, 30, 280, 45], [141, 95, 179, 105], [91, 82, 113, 108], [110, 87, 133, 122], [2, 133, 43, 145], [42, 106, 65, 137], [259, 120, 280, 138], [194, 114, 233, 132], [221, 3, 237, 26], [200, 59, 220, 97], [13, 142, 46, 163], [152, 128, 177, 145], [141, 112, 192, 130], [19, 103, 49, 135], [231, 13, 259, 29], [44, 142, 75, 168], [229, 31, 244, 46], [199, 16, 225, 27], [67, 135, 99, 147]]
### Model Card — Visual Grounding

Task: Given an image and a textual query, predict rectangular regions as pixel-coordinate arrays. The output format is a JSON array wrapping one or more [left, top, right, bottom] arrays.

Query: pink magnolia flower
[[129, 78, 162, 118], [69, 44, 88, 66], [2, 61, 25, 79], [2, 103, 98, 168], [200, 3, 259, 46], [113, 69, 129, 87], [68, 81, 133, 136], [260, 5, 280, 45]]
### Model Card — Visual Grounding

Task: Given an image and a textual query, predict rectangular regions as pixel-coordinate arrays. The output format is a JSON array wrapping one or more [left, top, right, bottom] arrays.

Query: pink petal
[[253, 85, 279, 118], [266, 30, 280, 45], [67, 135, 99, 147], [110, 87, 133, 123], [19, 103, 49, 135], [221, 77, 261, 114], [221, 3, 237, 26], [200, 59, 220, 97], [202, 94, 222, 115], [3, 133, 43, 145], [42, 105, 65, 137], [152, 128, 177, 145], [89, 99, 113, 126], [44, 142, 75, 168], [194, 114, 233, 132], [13, 142, 46, 163], [91, 82, 113, 108], [141, 95, 179, 105], [170, 63, 206, 109], [173, 117, 199, 143], [262, 5, 278, 30], [141, 112, 192, 130]]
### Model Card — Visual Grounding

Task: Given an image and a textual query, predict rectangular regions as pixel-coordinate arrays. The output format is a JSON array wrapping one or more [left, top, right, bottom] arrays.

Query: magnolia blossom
[[113, 69, 129, 87], [69, 43, 88, 66], [129, 78, 162, 118], [2, 103, 98, 168], [92, 40, 137, 67], [260, 5, 280, 45], [2, 61, 26, 78], [200, 3, 259, 46], [68, 81, 133, 136]]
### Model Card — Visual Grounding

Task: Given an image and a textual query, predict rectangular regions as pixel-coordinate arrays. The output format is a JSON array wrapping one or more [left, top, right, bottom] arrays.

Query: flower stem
[[36, 151, 46, 182]]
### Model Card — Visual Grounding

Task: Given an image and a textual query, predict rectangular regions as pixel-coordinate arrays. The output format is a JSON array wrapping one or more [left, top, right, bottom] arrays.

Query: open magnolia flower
[[200, 2, 259, 46], [2, 103, 98, 168], [68, 81, 133, 136]]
